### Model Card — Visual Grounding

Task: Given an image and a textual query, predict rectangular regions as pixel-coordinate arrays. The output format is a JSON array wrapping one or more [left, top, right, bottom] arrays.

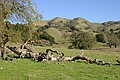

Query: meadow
[[0, 45, 120, 80]]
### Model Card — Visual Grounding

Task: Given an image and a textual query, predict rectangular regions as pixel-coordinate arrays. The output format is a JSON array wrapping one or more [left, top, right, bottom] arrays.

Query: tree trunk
[[21, 39, 30, 50], [1, 43, 7, 59], [1, 36, 9, 58]]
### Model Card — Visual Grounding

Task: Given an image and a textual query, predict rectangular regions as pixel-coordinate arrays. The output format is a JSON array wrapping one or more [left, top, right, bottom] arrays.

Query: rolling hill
[[34, 17, 120, 32], [33, 17, 120, 47]]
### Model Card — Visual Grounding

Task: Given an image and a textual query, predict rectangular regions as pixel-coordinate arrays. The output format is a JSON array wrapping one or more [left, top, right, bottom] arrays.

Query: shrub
[[96, 34, 106, 43], [40, 32, 55, 43], [69, 26, 78, 31]]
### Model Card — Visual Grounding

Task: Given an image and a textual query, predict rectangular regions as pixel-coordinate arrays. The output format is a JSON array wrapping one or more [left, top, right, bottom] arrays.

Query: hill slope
[[34, 17, 120, 47], [34, 17, 120, 32], [46, 28, 65, 43]]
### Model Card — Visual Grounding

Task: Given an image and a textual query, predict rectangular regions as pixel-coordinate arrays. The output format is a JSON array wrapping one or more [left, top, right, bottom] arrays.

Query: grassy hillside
[[34, 20, 50, 27], [33, 17, 120, 48], [46, 28, 66, 43], [102, 21, 120, 32], [0, 46, 120, 80], [49, 17, 69, 23], [34, 17, 120, 33]]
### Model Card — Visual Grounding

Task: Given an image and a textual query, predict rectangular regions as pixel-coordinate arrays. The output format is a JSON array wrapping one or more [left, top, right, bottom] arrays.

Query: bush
[[69, 26, 78, 31], [69, 31, 96, 49], [96, 34, 106, 43], [40, 32, 55, 43]]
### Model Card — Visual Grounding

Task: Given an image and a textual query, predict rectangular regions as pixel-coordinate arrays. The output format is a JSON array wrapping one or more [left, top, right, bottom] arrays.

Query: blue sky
[[34, 0, 120, 22]]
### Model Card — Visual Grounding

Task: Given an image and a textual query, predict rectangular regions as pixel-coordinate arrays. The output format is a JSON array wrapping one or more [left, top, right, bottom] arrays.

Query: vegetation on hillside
[[33, 16, 120, 49], [96, 33, 106, 43], [69, 31, 96, 49]]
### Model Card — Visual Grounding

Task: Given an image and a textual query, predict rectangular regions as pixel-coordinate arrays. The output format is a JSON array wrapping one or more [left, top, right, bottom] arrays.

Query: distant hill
[[69, 17, 92, 28], [49, 17, 69, 23], [102, 21, 120, 32], [34, 17, 120, 44], [34, 17, 120, 31], [34, 17, 101, 31], [34, 20, 50, 27]]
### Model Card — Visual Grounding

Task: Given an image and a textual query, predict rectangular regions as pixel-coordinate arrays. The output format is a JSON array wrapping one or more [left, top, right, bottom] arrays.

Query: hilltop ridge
[[34, 17, 120, 33]]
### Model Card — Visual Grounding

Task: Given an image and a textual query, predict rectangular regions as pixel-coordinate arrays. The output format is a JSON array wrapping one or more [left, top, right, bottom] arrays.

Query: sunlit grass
[[0, 46, 120, 80]]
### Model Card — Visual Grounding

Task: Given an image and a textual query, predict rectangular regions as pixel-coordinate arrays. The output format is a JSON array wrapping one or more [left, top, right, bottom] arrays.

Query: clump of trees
[[106, 28, 120, 48], [101, 28, 120, 48], [69, 31, 96, 49], [0, 0, 41, 58], [106, 34, 119, 48]]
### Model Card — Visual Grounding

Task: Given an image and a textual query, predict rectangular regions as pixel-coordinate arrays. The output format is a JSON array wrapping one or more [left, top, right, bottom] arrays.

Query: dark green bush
[[69, 26, 78, 31], [96, 34, 106, 43], [40, 32, 55, 43]]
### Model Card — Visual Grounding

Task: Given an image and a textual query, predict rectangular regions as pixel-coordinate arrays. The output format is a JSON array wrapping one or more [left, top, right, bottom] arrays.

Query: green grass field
[[0, 46, 120, 80]]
